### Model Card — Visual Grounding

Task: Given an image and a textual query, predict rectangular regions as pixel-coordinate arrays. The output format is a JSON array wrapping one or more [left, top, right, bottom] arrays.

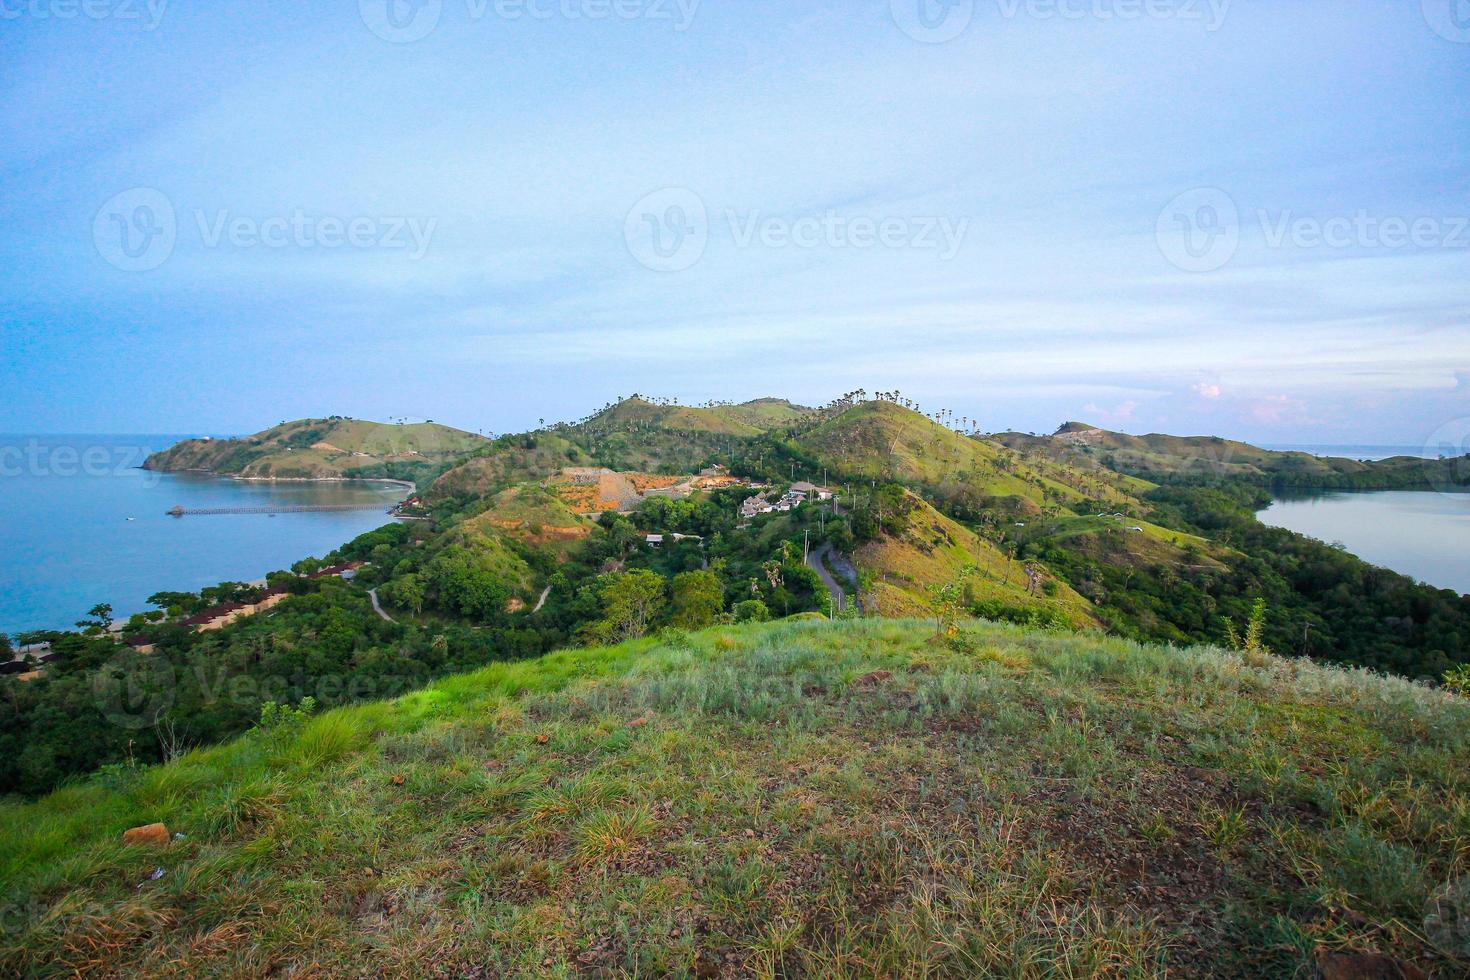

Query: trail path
[[367, 588, 395, 623]]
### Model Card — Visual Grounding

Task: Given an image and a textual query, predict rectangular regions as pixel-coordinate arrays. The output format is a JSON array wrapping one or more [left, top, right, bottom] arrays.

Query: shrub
[[733, 599, 770, 623]]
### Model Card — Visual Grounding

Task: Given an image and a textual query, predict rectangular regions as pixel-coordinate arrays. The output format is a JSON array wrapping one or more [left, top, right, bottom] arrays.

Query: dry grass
[[2, 619, 1467, 977]]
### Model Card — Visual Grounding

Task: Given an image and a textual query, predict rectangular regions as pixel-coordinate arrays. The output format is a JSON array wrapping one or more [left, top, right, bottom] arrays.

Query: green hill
[[144, 418, 487, 482], [4, 619, 1466, 977], [795, 401, 1142, 511], [566, 397, 783, 473], [428, 433, 595, 501], [853, 492, 1098, 627]]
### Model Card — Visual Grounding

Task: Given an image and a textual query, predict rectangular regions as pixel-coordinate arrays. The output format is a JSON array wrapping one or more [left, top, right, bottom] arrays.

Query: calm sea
[[0, 435, 408, 636], [1258, 490, 1470, 595]]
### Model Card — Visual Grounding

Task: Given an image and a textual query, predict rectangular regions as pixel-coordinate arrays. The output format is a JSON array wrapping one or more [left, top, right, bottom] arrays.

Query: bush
[[733, 599, 770, 623]]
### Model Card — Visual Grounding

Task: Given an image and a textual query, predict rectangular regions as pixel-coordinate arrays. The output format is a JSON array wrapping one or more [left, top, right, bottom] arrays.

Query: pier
[[166, 504, 394, 517]]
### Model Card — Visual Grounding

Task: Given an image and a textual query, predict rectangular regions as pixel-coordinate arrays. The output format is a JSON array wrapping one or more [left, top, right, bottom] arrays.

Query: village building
[[788, 481, 834, 501]]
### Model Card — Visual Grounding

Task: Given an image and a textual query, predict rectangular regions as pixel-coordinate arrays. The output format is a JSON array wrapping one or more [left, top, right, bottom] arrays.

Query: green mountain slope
[[795, 401, 1142, 512], [428, 433, 595, 501], [4, 619, 1466, 977], [144, 417, 487, 481], [853, 492, 1098, 627]]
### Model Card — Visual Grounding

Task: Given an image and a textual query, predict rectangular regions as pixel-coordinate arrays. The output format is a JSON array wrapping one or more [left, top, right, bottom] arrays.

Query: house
[[252, 587, 289, 611], [699, 464, 729, 477], [789, 481, 833, 501], [177, 585, 292, 634], [123, 636, 157, 654], [645, 533, 703, 548], [740, 495, 774, 519], [183, 602, 248, 631], [307, 560, 365, 581]]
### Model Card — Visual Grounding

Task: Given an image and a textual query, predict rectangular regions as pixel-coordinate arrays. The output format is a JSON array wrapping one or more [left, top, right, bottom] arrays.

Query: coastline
[[144, 466, 417, 492], [3, 465, 413, 637]]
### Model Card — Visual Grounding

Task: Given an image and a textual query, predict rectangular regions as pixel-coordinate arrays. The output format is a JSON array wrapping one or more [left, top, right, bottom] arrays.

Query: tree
[[733, 599, 770, 623], [930, 564, 977, 640], [76, 603, 114, 634], [424, 547, 510, 621], [671, 570, 724, 629], [0, 633, 10, 659], [593, 569, 666, 643], [384, 573, 426, 615]]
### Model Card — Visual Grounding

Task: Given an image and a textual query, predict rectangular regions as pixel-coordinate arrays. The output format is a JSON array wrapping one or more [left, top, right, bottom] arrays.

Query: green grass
[[2, 620, 1467, 977]]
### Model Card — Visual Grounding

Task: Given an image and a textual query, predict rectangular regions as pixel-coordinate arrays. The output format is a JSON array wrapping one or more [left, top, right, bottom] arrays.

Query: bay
[[1257, 489, 1470, 595], [0, 435, 408, 635]]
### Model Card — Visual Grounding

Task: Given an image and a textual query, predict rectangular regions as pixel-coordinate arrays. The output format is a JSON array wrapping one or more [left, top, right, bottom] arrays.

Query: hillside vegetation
[[854, 493, 1098, 628], [144, 418, 486, 483], [3, 619, 1467, 977], [795, 401, 1139, 514]]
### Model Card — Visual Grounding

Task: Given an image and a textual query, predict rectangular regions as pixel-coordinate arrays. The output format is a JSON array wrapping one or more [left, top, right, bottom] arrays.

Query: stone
[[121, 823, 169, 848]]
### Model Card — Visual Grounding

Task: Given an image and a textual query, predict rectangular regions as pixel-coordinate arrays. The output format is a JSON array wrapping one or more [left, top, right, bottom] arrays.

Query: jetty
[[166, 504, 393, 517]]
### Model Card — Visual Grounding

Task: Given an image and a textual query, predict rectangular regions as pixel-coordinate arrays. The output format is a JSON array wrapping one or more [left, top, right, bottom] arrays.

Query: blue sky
[[2, 0, 1468, 444]]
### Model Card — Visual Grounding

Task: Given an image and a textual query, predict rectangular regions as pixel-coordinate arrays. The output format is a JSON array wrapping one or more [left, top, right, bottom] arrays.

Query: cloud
[[1192, 382, 1223, 399], [1249, 394, 1310, 425], [1083, 399, 1141, 424]]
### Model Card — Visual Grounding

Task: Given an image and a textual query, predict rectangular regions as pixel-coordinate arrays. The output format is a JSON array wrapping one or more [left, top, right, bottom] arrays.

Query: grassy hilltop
[[143, 417, 487, 483], [3, 619, 1467, 977]]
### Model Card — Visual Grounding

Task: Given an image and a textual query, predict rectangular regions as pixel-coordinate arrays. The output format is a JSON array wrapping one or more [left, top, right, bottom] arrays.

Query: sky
[[1, 0, 1468, 445]]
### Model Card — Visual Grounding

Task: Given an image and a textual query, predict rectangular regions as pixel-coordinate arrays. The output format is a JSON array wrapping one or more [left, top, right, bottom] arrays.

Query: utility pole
[[803, 528, 810, 562]]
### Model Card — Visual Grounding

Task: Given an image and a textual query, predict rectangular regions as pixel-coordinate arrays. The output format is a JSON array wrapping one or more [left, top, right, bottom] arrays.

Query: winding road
[[806, 542, 863, 615], [367, 588, 395, 623]]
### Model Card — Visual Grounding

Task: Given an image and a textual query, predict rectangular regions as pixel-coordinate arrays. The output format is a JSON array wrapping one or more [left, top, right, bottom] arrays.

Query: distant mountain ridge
[[997, 422, 1466, 490]]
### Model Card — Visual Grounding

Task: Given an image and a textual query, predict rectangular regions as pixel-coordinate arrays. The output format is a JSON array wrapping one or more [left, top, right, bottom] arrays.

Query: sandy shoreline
[[146, 467, 417, 492]]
